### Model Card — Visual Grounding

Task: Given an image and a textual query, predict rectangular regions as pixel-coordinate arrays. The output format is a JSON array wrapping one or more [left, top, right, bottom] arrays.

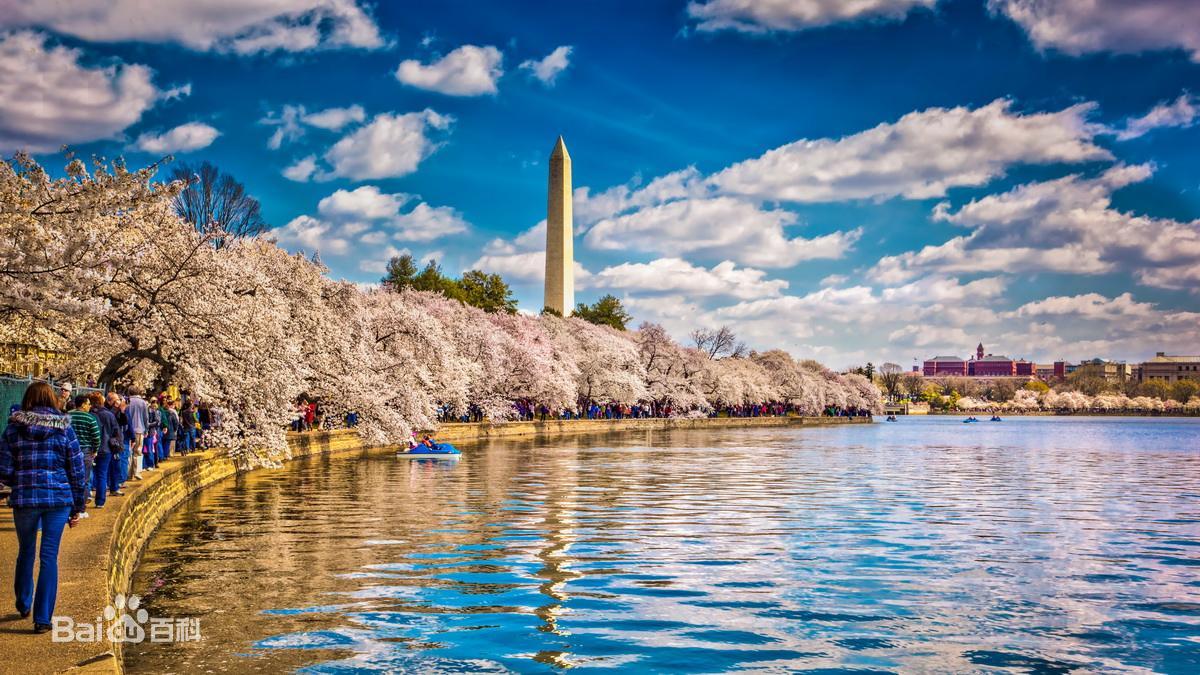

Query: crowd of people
[[432, 399, 876, 425], [824, 405, 874, 418], [290, 397, 365, 430], [0, 382, 210, 633]]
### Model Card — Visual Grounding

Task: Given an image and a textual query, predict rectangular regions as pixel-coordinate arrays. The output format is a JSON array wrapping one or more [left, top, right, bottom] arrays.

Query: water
[[126, 417, 1200, 673]]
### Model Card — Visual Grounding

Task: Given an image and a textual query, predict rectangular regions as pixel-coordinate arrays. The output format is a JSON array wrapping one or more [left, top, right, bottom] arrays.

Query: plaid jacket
[[0, 407, 88, 513]]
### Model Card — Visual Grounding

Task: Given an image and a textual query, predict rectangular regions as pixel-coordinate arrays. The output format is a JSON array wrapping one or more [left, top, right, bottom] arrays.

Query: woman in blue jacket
[[0, 382, 88, 633]]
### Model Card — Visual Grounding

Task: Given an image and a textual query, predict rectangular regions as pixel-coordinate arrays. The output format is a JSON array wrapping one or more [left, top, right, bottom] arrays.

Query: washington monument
[[544, 136, 574, 315]]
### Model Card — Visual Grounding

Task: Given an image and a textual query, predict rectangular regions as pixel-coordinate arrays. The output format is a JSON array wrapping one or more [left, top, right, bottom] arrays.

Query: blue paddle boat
[[398, 442, 461, 459]]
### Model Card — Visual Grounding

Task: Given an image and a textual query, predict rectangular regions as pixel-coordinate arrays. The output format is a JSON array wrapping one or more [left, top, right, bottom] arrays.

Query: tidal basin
[[126, 418, 1200, 673]]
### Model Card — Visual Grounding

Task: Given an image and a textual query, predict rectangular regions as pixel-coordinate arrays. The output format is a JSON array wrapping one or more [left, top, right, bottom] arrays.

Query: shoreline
[[0, 415, 866, 674], [919, 411, 1200, 417]]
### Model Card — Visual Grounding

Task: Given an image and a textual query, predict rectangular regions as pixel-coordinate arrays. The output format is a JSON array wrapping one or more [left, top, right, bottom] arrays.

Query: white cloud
[[621, 269, 1200, 368], [322, 110, 451, 180], [871, 236, 1110, 284], [0, 31, 160, 153], [388, 202, 469, 242], [472, 220, 589, 284], [887, 324, 974, 348], [3, 0, 385, 54], [1011, 292, 1156, 320], [395, 45, 503, 96], [589, 258, 788, 300], [262, 105, 304, 149], [262, 103, 368, 149], [1117, 94, 1198, 140], [872, 164, 1200, 289], [302, 104, 366, 130], [567, 99, 1108, 276], [574, 168, 707, 227], [282, 154, 318, 181], [283, 110, 452, 182], [163, 83, 191, 100], [471, 250, 590, 284], [585, 197, 861, 267], [472, 251, 546, 283], [991, 0, 1200, 62], [688, 0, 937, 33], [519, 46, 572, 85], [880, 276, 1007, 303], [710, 99, 1109, 203], [313, 185, 468, 241], [358, 245, 408, 274], [271, 215, 350, 255], [318, 184, 410, 220], [132, 122, 219, 153]]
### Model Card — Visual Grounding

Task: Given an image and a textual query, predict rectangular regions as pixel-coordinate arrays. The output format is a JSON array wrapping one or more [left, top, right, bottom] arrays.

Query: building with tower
[[923, 342, 1028, 378]]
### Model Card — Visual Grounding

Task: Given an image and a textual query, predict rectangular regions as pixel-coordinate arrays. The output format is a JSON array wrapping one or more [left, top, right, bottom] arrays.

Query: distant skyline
[[3, 0, 1199, 368]]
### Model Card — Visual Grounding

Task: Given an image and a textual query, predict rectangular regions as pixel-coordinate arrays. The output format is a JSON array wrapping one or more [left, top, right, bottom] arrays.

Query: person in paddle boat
[[402, 433, 442, 452]]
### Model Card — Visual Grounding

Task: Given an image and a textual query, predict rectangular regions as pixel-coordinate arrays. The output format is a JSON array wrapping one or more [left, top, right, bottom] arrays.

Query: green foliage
[[540, 306, 563, 318], [573, 294, 632, 330], [982, 378, 1017, 402], [1137, 379, 1171, 400], [1170, 379, 1199, 403], [1025, 379, 1050, 394], [849, 362, 876, 379], [876, 363, 903, 401], [901, 372, 925, 399], [458, 270, 518, 314], [381, 253, 419, 290], [1066, 365, 1111, 396], [381, 254, 516, 314]]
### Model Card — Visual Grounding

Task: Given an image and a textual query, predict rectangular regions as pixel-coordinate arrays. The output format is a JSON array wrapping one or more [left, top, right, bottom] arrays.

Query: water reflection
[[126, 418, 1200, 673]]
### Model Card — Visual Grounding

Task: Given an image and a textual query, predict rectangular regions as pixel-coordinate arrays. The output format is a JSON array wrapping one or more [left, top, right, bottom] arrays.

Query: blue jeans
[[12, 506, 71, 626], [143, 435, 156, 469], [111, 446, 127, 490], [93, 452, 110, 506]]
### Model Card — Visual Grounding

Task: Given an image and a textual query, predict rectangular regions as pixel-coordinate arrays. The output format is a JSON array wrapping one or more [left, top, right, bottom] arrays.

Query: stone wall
[[434, 414, 862, 443], [74, 415, 866, 673]]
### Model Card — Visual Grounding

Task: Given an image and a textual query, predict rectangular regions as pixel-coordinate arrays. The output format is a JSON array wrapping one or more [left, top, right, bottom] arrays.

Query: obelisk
[[544, 136, 574, 315]]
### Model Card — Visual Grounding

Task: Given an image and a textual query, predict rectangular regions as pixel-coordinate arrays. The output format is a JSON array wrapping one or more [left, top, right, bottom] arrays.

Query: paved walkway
[[0, 458, 177, 674]]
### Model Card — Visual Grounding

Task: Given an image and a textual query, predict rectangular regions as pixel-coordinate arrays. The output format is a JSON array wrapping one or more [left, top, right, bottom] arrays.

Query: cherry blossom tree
[[3, 154, 894, 465]]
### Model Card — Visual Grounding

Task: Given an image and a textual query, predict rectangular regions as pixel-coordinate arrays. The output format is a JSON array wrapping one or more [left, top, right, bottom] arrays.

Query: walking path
[[0, 457, 170, 673]]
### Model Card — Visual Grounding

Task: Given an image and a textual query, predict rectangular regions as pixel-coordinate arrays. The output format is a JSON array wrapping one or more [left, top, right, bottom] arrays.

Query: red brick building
[[923, 356, 968, 376], [923, 343, 1035, 379], [970, 355, 1017, 376]]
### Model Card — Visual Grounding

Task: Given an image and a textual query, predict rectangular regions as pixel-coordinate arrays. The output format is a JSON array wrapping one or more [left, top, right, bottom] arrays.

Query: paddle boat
[[990, 415, 1003, 422], [398, 440, 462, 459], [885, 414, 898, 422], [400, 432, 460, 458], [962, 416, 979, 423]]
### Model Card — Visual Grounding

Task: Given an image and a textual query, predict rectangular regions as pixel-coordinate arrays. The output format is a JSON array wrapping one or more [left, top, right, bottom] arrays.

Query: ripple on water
[[126, 418, 1200, 673]]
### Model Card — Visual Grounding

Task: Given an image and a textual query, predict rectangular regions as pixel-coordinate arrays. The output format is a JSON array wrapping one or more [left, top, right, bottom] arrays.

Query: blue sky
[[4, 0, 1199, 368]]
